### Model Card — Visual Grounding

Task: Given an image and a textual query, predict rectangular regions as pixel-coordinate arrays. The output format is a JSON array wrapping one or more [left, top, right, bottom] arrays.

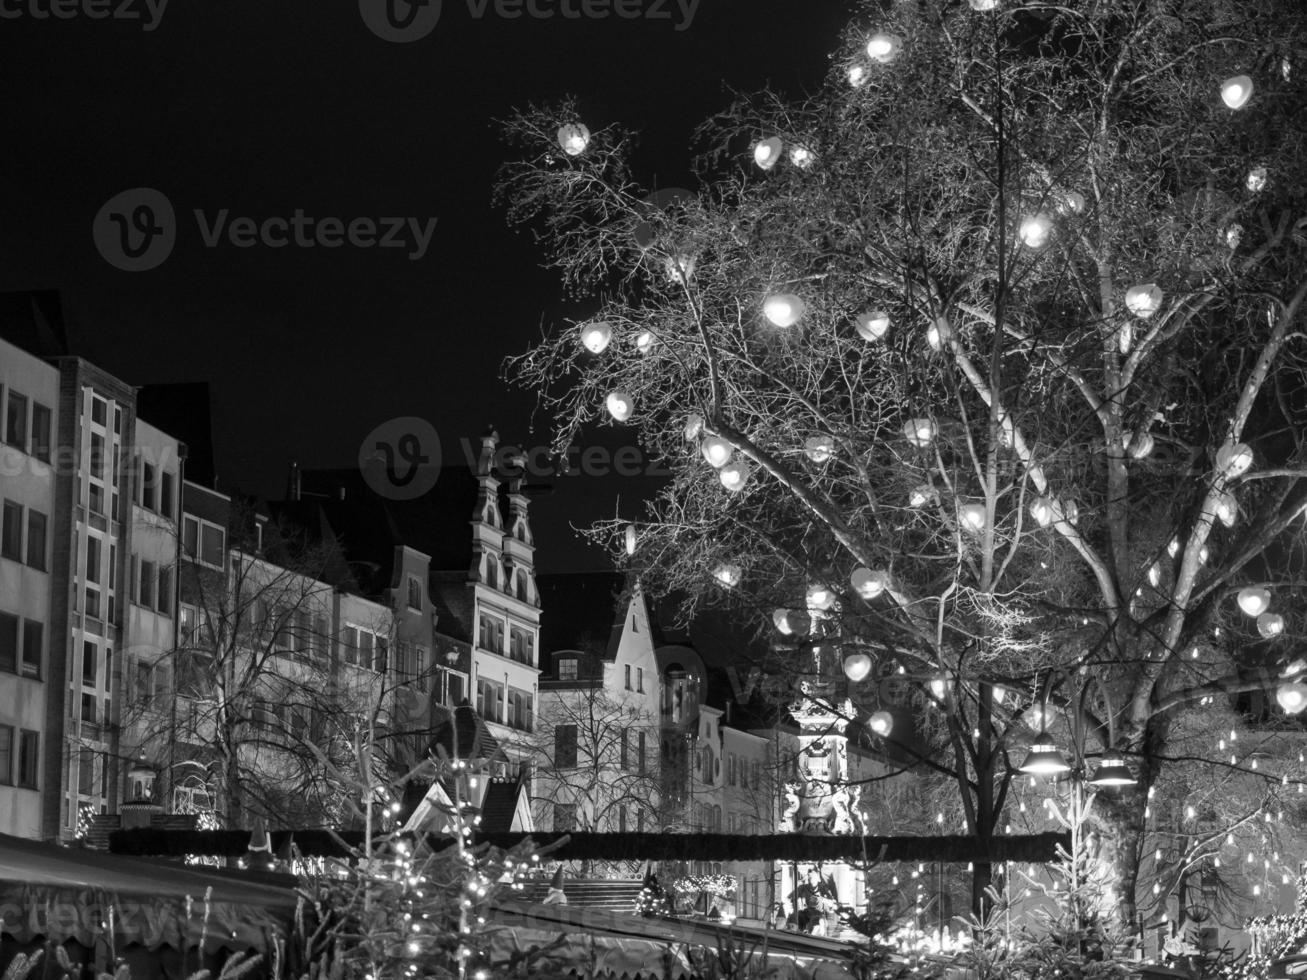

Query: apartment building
[[0, 336, 59, 838]]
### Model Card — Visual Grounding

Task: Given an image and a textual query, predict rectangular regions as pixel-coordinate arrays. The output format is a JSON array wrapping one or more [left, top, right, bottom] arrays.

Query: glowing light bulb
[[557, 123, 591, 156], [1237, 586, 1270, 617], [1258, 612, 1285, 638], [624, 523, 638, 556], [580, 320, 613, 353], [806, 583, 836, 611], [719, 461, 752, 492], [1125, 283, 1163, 318], [1221, 74, 1253, 110], [903, 418, 937, 447], [1216, 441, 1253, 477], [1214, 491, 1237, 527], [866, 33, 901, 63], [958, 501, 987, 532], [754, 137, 783, 170], [635, 330, 655, 354], [848, 64, 869, 88], [1018, 214, 1052, 248], [909, 484, 934, 508], [868, 710, 893, 736], [843, 652, 873, 682], [850, 566, 889, 600], [763, 293, 805, 327], [684, 414, 704, 441], [788, 145, 815, 169], [855, 310, 890, 341], [1029, 496, 1054, 527], [1247, 166, 1269, 193], [605, 391, 634, 422], [713, 564, 741, 588], [701, 436, 732, 468], [804, 434, 835, 463]]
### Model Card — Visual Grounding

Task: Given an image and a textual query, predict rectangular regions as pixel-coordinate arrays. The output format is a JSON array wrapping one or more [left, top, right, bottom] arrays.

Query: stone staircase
[[519, 878, 646, 912]]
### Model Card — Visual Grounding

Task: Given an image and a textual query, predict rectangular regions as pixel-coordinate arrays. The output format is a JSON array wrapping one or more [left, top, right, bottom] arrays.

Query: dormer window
[[484, 557, 498, 590]]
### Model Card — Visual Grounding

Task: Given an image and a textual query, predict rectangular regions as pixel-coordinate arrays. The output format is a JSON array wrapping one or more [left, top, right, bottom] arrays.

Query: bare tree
[[498, 0, 1307, 936], [533, 680, 661, 837]]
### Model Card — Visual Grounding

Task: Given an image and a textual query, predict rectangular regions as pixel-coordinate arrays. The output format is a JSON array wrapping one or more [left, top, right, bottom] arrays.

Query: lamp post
[[1019, 670, 1135, 948]]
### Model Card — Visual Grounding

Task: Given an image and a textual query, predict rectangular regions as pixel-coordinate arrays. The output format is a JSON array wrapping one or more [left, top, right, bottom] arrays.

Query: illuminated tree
[[499, 0, 1307, 940]]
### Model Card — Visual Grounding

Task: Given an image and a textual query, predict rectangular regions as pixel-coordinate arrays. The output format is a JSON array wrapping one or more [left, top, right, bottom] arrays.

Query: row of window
[[725, 753, 762, 790], [476, 678, 534, 731], [477, 613, 535, 666], [481, 555, 532, 602], [0, 613, 43, 678], [624, 664, 645, 693], [618, 728, 647, 773], [135, 457, 177, 520], [130, 556, 174, 616], [182, 516, 225, 567], [2, 500, 47, 571], [1, 386, 53, 463], [550, 803, 649, 833], [0, 725, 40, 789]]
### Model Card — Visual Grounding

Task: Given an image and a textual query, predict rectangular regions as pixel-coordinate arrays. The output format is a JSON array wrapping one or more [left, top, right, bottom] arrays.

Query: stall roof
[[0, 833, 296, 953]]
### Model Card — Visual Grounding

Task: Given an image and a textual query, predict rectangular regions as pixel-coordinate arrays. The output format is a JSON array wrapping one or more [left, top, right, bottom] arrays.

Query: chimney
[[288, 461, 301, 501]]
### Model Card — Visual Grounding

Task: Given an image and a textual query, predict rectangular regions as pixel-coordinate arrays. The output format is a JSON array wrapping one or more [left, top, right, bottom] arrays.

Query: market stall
[[0, 833, 296, 980]]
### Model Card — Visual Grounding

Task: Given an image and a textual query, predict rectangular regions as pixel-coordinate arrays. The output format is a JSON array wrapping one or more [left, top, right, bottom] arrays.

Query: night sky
[[0, 0, 848, 570]]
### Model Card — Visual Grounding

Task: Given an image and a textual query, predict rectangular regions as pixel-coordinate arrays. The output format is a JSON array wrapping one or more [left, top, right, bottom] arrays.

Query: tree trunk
[[1086, 787, 1145, 943]]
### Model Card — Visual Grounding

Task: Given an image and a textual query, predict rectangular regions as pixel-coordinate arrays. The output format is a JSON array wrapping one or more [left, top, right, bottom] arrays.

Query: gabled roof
[[478, 775, 530, 833]]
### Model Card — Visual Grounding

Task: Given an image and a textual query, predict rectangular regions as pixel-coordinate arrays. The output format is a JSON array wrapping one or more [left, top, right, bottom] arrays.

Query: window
[[619, 806, 628, 833], [0, 613, 17, 673], [447, 673, 465, 705], [477, 678, 504, 722], [85, 587, 101, 621], [30, 404, 51, 463], [183, 516, 197, 557], [6, 392, 27, 451], [160, 472, 174, 518], [89, 434, 105, 481], [509, 627, 533, 666], [140, 460, 154, 509], [638, 731, 647, 774], [554, 724, 578, 768], [414, 645, 428, 693], [294, 609, 312, 656], [1, 502, 22, 561], [85, 536, 101, 584], [91, 396, 107, 426], [507, 688, 533, 731], [25, 510, 46, 570], [21, 620, 41, 677], [478, 614, 503, 654], [132, 660, 153, 702], [619, 729, 629, 770], [202, 524, 224, 565], [552, 803, 577, 832], [78, 748, 100, 796], [89, 483, 104, 516], [18, 731, 38, 789], [157, 567, 173, 616], [637, 667, 644, 693], [407, 576, 422, 609], [559, 658, 578, 680], [83, 641, 98, 685], [0, 726, 11, 784], [138, 560, 155, 608], [624, 665, 632, 690]]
